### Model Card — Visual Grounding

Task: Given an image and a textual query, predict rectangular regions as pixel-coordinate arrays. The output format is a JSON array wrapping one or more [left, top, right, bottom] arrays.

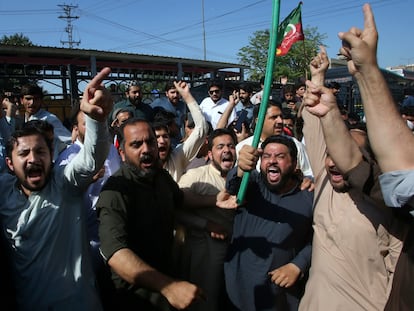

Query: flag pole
[[237, 0, 281, 204], [302, 40, 308, 79]]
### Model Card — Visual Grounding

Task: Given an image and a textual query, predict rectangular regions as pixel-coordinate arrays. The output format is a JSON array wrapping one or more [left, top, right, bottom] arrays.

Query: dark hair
[[164, 80, 177, 92], [151, 108, 172, 137], [294, 82, 306, 91], [118, 117, 153, 151], [267, 100, 282, 110], [116, 108, 133, 118], [283, 84, 295, 94], [152, 121, 170, 134], [253, 100, 282, 120], [6, 121, 54, 159], [153, 108, 176, 129], [24, 119, 55, 134], [207, 128, 237, 151], [327, 81, 341, 89], [261, 135, 297, 162], [282, 109, 296, 122], [251, 100, 282, 132], [239, 82, 253, 94], [208, 79, 223, 90], [20, 84, 44, 98]]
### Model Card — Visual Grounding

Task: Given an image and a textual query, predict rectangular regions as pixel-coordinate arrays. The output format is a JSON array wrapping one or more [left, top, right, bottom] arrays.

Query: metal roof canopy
[[0, 45, 248, 100]]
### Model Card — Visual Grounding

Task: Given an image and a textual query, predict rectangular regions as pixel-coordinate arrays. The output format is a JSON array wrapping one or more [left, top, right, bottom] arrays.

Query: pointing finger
[[83, 67, 111, 100]]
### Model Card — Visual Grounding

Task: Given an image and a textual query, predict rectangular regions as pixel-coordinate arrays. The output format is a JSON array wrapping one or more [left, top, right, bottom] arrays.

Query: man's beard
[[19, 163, 52, 192], [129, 165, 157, 178], [128, 96, 141, 106], [261, 164, 295, 193], [331, 179, 350, 193], [211, 158, 232, 177], [125, 154, 159, 178]]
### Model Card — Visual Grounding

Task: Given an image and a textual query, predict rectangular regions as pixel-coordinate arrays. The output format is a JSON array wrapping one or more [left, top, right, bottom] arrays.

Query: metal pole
[[202, 0, 207, 60]]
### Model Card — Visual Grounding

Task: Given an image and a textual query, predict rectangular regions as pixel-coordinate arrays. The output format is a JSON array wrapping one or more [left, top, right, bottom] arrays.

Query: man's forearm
[[109, 248, 175, 292], [216, 99, 236, 129], [356, 67, 414, 172], [64, 115, 110, 187], [320, 106, 363, 174]]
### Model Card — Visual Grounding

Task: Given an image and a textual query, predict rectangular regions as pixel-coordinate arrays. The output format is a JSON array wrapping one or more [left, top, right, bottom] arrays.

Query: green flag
[[276, 2, 304, 56]]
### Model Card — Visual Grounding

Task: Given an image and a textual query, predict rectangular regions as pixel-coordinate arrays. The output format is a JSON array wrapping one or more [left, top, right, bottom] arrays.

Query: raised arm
[[2, 98, 17, 130], [216, 92, 238, 129], [338, 3, 414, 172], [0, 101, 14, 172], [64, 67, 112, 188], [304, 47, 363, 174], [174, 81, 208, 161]]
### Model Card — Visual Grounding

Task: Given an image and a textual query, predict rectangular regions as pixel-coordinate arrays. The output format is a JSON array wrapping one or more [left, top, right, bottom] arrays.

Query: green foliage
[[238, 26, 326, 82], [0, 33, 33, 46]]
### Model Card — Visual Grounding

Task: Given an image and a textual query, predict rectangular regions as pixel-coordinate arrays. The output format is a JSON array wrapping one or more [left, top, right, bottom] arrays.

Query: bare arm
[[108, 248, 202, 309], [338, 3, 414, 172], [216, 92, 238, 129], [304, 47, 363, 174]]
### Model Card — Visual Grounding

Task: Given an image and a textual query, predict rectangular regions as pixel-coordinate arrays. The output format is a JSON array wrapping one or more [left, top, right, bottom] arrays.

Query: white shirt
[[199, 96, 236, 129], [164, 100, 208, 182]]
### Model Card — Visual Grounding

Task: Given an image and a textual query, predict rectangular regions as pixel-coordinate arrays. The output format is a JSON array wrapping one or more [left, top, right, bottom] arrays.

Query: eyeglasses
[[209, 89, 221, 95]]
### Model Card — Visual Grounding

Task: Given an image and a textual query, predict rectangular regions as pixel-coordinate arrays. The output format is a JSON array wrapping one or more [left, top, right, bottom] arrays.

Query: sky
[[1, 0, 413, 71]]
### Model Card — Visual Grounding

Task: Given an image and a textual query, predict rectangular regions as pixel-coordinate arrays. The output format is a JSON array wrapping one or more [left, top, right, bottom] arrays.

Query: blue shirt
[[225, 167, 313, 311], [235, 101, 255, 128], [0, 116, 109, 310], [0, 117, 13, 173]]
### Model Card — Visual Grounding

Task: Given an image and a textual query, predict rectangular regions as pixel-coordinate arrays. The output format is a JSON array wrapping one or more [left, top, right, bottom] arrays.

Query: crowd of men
[[0, 4, 413, 310]]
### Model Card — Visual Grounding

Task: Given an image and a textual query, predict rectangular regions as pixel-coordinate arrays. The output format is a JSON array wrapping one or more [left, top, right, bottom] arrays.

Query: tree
[[0, 33, 33, 46], [238, 26, 326, 82]]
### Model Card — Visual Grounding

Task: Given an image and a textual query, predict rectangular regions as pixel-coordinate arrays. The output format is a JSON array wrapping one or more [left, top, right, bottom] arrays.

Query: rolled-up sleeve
[[379, 170, 414, 208], [97, 189, 129, 262]]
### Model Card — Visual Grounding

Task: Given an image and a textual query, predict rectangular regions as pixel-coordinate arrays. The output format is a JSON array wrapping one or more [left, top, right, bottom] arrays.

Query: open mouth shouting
[[267, 165, 281, 183], [25, 164, 45, 186], [157, 145, 168, 159], [328, 168, 344, 183], [140, 154, 155, 169], [221, 154, 234, 170]]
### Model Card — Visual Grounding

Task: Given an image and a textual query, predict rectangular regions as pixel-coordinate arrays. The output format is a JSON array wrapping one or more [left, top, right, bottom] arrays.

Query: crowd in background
[[1, 3, 414, 311]]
